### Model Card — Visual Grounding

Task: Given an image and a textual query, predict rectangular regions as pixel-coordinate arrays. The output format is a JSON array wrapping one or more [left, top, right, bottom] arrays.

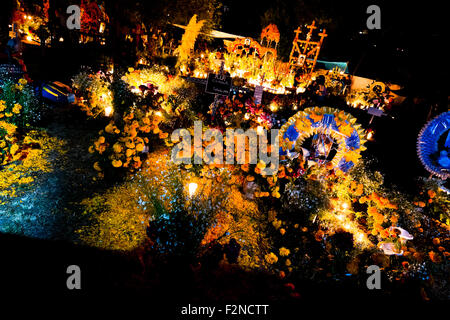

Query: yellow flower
[[344, 150, 361, 163], [339, 123, 354, 137], [279, 247, 290, 256], [135, 143, 144, 152], [285, 259, 291, 266], [256, 160, 266, 170], [280, 228, 286, 235], [10, 144, 19, 155], [0, 101, 6, 112], [105, 122, 115, 134], [12, 103, 22, 114], [113, 143, 123, 153], [265, 252, 278, 264], [18, 78, 27, 85], [309, 112, 323, 122], [5, 112, 13, 117], [272, 219, 281, 229], [88, 145, 95, 153], [159, 131, 168, 139], [126, 149, 134, 157], [128, 67, 134, 73], [0, 121, 17, 135], [112, 159, 123, 167], [93, 162, 102, 171], [271, 186, 281, 198], [98, 136, 105, 144]]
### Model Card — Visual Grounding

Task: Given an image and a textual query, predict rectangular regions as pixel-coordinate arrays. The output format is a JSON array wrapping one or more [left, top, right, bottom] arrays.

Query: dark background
[[0, 0, 448, 307]]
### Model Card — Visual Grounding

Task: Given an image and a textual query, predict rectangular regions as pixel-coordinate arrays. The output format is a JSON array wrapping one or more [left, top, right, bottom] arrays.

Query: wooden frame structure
[[289, 21, 327, 75]]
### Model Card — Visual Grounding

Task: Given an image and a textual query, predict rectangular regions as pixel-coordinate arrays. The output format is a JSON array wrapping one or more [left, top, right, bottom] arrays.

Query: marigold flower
[[429, 251, 442, 263], [272, 219, 281, 229], [256, 160, 266, 169], [272, 187, 281, 198], [380, 229, 390, 238], [113, 143, 123, 153], [112, 159, 123, 167], [12, 103, 22, 114], [136, 144, 144, 152], [264, 252, 278, 264], [279, 247, 290, 256], [10, 144, 19, 155], [126, 149, 134, 157], [159, 132, 169, 139], [125, 141, 135, 149], [105, 123, 115, 134], [390, 215, 398, 224], [427, 190, 436, 198], [315, 230, 324, 241], [93, 162, 102, 171]]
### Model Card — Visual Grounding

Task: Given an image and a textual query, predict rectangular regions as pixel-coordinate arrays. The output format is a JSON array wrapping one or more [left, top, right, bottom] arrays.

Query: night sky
[[220, 0, 448, 90]]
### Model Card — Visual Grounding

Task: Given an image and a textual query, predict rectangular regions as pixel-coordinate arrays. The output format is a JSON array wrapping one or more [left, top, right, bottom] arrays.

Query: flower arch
[[417, 111, 450, 179], [279, 107, 367, 173]]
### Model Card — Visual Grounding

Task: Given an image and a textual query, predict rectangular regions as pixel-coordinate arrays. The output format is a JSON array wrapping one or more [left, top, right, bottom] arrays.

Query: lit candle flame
[[104, 106, 113, 117], [188, 182, 198, 197]]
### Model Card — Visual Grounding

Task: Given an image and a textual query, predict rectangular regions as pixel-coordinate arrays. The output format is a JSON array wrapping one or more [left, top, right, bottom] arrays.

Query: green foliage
[[71, 70, 113, 117], [77, 183, 149, 251], [417, 177, 450, 225], [77, 152, 220, 253], [0, 79, 45, 127]]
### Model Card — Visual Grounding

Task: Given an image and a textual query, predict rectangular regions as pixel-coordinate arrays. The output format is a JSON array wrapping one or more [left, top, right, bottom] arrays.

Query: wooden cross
[[306, 21, 317, 35], [318, 29, 328, 44], [293, 27, 302, 40]]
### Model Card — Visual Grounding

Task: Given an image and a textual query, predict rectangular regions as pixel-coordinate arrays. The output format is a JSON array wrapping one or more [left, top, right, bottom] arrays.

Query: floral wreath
[[417, 111, 450, 179], [279, 107, 366, 173]]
